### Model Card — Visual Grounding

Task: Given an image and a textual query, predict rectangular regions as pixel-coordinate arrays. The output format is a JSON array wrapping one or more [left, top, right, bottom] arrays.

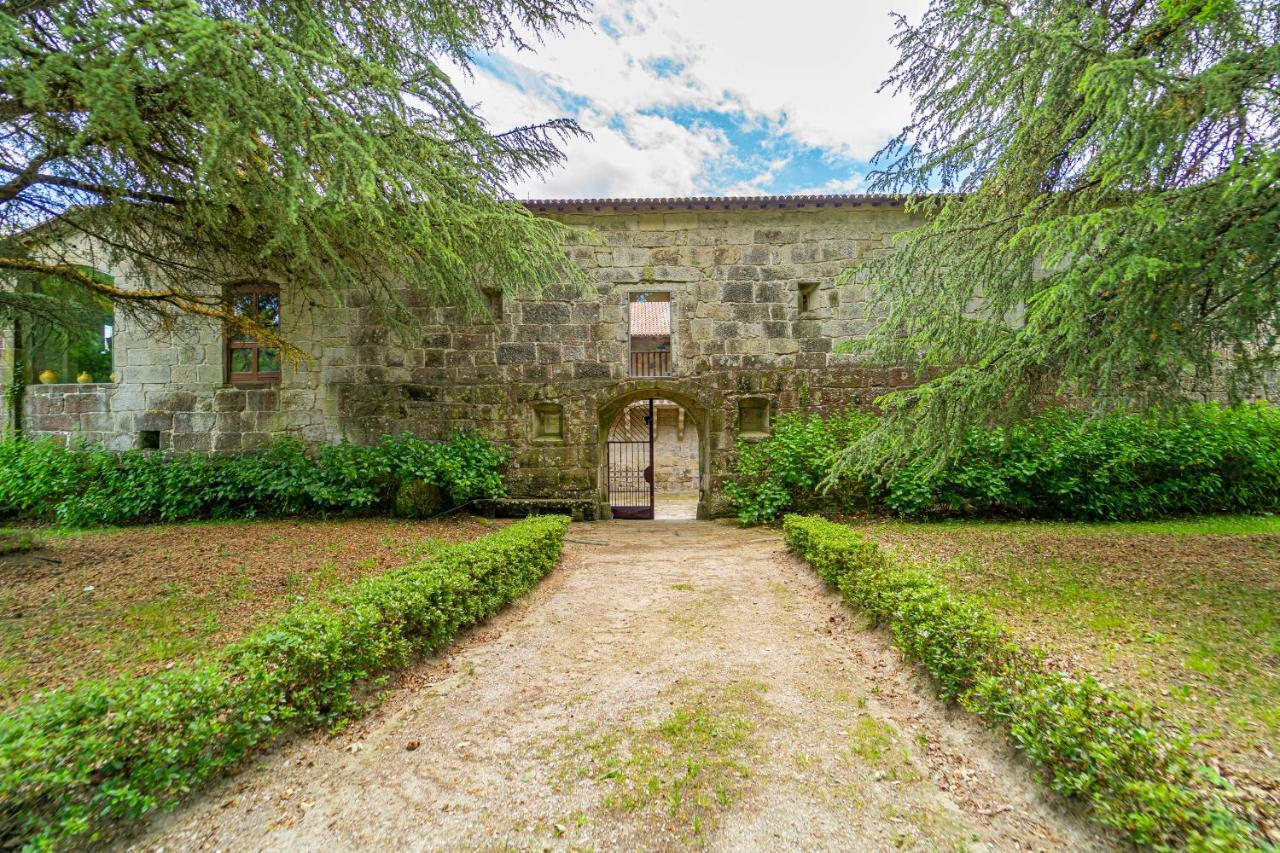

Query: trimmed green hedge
[[0, 431, 508, 527], [783, 514, 1261, 850], [0, 514, 569, 848], [727, 404, 1280, 524]]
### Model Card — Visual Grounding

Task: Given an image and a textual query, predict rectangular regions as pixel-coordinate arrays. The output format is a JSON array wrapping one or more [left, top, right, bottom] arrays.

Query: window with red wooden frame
[[226, 283, 281, 383]]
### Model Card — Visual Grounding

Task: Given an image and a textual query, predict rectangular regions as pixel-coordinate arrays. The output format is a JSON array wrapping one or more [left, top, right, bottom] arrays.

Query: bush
[[724, 409, 877, 525], [783, 514, 1262, 849], [394, 479, 446, 519], [0, 431, 509, 527], [0, 514, 569, 848], [727, 403, 1280, 523], [886, 403, 1280, 520]]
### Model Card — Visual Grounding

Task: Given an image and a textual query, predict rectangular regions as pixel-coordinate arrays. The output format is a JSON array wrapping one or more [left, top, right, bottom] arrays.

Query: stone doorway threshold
[[654, 491, 698, 520]]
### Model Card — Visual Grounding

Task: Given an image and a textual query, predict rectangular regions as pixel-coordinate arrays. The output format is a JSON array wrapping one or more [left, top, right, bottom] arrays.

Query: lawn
[[857, 515, 1280, 823], [0, 516, 495, 706]]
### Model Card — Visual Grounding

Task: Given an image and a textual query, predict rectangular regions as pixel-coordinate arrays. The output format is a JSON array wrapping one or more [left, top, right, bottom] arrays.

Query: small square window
[[532, 402, 564, 442], [138, 429, 161, 450], [798, 281, 820, 314], [738, 398, 770, 437]]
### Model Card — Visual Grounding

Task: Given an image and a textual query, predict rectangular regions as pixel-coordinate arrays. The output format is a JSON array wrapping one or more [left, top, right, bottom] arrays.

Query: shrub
[[0, 431, 509, 527], [724, 409, 877, 525], [783, 514, 1262, 849], [0, 514, 569, 848], [886, 403, 1280, 520], [394, 479, 446, 519], [727, 403, 1280, 523]]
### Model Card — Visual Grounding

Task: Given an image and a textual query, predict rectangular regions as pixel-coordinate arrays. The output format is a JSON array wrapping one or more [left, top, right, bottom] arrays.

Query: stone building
[[1, 194, 921, 519]]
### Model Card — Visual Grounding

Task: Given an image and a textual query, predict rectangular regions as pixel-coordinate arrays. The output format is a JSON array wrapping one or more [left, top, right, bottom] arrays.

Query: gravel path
[[130, 521, 1114, 851]]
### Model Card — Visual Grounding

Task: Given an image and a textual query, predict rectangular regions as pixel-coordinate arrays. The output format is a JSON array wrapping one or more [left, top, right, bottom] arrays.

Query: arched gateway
[[596, 384, 711, 520]]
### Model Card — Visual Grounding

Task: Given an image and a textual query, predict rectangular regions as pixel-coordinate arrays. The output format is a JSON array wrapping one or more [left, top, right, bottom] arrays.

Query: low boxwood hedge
[[783, 514, 1262, 850], [0, 514, 569, 849]]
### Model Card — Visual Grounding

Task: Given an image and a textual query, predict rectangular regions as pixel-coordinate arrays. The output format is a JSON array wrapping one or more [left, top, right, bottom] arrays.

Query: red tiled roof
[[524, 193, 906, 213], [630, 299, 670, 336]]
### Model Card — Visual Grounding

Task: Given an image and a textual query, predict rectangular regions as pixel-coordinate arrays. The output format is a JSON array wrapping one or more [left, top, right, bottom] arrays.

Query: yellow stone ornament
[[77, 371, 94, 384], [38, 369, 58, 384]]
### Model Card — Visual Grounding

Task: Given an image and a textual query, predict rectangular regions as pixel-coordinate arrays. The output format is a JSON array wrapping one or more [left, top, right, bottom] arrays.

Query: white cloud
[[455, 0, 928, 198]]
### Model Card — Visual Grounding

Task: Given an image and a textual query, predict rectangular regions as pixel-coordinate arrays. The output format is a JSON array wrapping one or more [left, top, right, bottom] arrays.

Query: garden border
[[0, 514, 570, 848], [783, 513, 1263, 849]]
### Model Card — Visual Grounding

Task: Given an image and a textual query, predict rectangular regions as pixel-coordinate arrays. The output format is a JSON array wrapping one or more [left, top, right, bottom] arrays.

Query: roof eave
[[523, 193, 910, 214]]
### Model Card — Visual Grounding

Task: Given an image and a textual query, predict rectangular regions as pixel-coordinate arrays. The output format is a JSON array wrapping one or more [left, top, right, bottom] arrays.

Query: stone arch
[[596, 381, 715, 520]]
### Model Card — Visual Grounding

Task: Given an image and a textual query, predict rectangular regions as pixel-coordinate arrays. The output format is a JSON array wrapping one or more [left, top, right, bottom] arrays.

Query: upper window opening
[[227, 283, 281, 384], [21, 267, 115, 385], [629, 292, 672, 378]]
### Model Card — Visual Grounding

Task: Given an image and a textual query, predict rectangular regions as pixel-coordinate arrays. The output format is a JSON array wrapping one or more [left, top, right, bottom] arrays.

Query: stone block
[[497, 343, 537, 364], [245, 388, 279, 411], [129, 365, 172, 384], [134, 411, 174, 431], [174, 412, 216, 434], [573, 362, 611, 380], [650, 266, 701, 282], [763, 321, 789, 338], [170, 431, 212, 452], [522, 302, 572, 324]]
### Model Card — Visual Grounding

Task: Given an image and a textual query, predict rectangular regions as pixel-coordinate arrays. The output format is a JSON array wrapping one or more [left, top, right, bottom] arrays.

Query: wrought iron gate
[[607, 399, 654, 519]]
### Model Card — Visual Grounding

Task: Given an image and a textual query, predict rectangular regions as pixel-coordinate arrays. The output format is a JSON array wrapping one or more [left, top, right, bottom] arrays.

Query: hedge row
[[728, 403, 1280, 524], [0, 514, 570, 849], [0, 431, 508, 527], [783, 514, 1261, 850]]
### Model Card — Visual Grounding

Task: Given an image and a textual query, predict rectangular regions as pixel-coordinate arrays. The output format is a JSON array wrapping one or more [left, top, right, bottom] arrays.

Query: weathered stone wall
[[4, 198, 920, 517]]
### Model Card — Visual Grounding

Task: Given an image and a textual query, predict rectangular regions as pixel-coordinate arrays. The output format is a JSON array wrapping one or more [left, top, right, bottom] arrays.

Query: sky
[[454, 0, 929, 200]]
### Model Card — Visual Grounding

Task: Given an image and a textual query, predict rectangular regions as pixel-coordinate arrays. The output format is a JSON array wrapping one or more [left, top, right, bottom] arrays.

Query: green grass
[[0, 517, 490, 706], [560, 681, 764, 841], [870, 513, 1280, 538], [866, 516, 1280, 785]]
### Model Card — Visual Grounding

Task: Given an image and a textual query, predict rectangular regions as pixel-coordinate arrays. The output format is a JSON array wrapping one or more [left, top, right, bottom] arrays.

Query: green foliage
[[0, 514, 569, 848], [841, 0, 1280, 472], [394, 479, 446, 519], [723, 409, 876, 525], [884, 403, 1280, 519], [783, 514, 1263, 849], [0, 0, 589, 342], [0, 432, 508, 527], [729, 403, 1280, 523]]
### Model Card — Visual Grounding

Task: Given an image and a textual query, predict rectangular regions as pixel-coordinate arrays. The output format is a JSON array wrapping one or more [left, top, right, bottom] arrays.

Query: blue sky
[[455, 0, 927, 199]]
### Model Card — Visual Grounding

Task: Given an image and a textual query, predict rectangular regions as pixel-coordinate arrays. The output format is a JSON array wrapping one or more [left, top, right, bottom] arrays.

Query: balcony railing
[[630, 350, 671, 377]]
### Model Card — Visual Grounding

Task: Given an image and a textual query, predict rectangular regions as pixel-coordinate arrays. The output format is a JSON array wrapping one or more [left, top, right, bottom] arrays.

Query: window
[[484, 288, 503, 322], [738, 397, 771, 437], [532, 402, 564, 442], [226, 283, 281, 383], [629, 292, 672, 377], [20, 268, 115, 385], [798, 281, 820, 314]]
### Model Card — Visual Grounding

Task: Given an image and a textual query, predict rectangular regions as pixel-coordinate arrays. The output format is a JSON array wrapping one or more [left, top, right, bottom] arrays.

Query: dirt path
[[131, 521, 1113, 851]]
